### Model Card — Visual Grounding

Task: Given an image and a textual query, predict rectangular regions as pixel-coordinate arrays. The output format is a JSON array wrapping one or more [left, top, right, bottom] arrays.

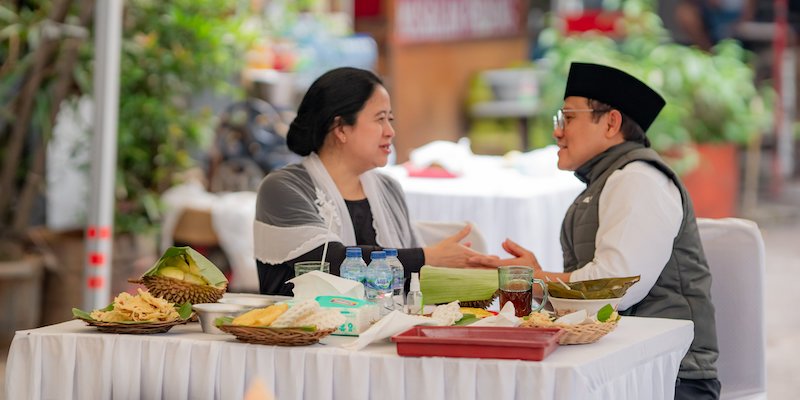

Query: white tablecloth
[[6, 317, 692, 400], [382, 152, 584, 271]]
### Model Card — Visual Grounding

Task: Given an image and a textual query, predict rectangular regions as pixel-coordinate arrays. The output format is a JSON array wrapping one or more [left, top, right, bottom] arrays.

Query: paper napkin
[[469, 301, 521, 327], [340, 310, 442, 351], [288, 271, 365, 300]]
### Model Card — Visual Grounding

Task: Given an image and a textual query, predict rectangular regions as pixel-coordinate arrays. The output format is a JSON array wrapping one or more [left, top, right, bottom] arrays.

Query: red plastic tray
[[391, 326, 563, 361]]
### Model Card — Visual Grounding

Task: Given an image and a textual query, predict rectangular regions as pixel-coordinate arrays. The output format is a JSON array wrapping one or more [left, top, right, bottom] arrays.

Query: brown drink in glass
[[499, 278, 533, 317]]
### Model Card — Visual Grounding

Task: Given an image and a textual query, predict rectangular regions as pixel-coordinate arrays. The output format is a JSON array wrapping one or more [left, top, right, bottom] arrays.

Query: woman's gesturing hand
[[423, 224, 484, 268]]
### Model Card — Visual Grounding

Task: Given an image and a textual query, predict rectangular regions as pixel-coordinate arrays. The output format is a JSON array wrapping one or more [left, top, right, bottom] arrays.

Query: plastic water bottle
[[384, 248, 405, 311], [405, 272, 423, 315], [365, 251, 393, 316], [340, 247, 366, 284]]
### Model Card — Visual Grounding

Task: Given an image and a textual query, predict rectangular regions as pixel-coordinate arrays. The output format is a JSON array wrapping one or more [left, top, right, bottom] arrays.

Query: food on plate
[[233, 303, 289, 326], [459, 307, 494, 319], [231, 300, 345, 331], [523, 311, 556, 327], [90, 288, 180, 322], [522, 304, 620, 327], [134, 246, 228, 304], [431, 301, 463, 325], [420, 266, 499, 308]]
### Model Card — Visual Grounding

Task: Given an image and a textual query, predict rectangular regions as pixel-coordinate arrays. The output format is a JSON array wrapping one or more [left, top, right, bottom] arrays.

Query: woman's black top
[[257, 198, 425, 295]]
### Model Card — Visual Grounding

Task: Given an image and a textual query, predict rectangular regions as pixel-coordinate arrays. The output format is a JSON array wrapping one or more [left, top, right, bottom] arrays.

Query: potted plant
[[1, 0, 256, 326], [531, 0, 774, 217], [0, 0, 94, 337]]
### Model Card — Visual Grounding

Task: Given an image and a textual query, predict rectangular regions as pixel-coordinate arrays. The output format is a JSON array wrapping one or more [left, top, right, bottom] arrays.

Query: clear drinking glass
[[497, 266, 548, 317], [294, 261, 330, 277]]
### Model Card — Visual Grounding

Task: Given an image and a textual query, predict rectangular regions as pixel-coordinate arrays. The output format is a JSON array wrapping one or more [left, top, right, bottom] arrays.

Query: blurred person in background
[[672, 0, 754, 51], [469, 62, 720, 399], [254, 67, 483, 296]]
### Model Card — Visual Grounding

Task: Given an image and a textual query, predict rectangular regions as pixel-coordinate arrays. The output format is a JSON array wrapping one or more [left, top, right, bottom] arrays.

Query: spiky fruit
[[133, 246, 229, 305], [458, 292, 499, 309], [139, 275, 226, 304]]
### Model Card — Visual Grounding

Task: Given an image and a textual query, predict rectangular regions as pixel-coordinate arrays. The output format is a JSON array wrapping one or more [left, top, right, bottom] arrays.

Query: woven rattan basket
[[218, 325, 335, 346], [520, 319, 618, 345], [76, 317, 190, 334]]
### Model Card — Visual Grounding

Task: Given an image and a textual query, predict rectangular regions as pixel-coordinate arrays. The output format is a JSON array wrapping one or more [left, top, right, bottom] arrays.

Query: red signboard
[[394, 0, 523, 44]]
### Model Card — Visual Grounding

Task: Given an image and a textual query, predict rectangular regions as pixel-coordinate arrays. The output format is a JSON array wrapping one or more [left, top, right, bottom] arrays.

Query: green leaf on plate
[[72, 308, 94, 320], [597, 304, 614, 322], [177, 302, 193, 319], [454, 314, 480, 326], [215, 316, 234, 327]]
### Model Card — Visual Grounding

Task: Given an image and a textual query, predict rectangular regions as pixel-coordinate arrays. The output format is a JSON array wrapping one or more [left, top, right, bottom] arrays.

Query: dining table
[[5, 316, 692, 400]]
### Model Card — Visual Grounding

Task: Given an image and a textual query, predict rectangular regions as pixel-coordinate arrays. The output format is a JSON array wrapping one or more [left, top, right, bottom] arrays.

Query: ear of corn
[[420, 265, 498, 305]]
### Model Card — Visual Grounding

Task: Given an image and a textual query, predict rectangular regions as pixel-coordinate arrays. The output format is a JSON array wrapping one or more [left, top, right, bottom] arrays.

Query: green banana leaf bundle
[[547, 276, 640, 299], [142, 246, 228, 288], [420, 265, 498, 305]]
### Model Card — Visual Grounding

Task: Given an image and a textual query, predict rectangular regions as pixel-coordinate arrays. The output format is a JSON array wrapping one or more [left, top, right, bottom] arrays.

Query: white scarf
[[254, 153, 418, 264]]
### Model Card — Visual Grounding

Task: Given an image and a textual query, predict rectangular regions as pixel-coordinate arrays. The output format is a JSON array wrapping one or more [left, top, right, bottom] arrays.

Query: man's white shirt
[[568, 161, 683, 310]]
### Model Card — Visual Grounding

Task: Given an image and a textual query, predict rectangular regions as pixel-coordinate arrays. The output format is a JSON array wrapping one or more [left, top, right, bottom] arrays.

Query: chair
[[697, 218, 767, 399]]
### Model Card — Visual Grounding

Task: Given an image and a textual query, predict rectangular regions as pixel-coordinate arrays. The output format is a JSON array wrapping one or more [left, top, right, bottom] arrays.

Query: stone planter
[[0, 255, 44, 343]]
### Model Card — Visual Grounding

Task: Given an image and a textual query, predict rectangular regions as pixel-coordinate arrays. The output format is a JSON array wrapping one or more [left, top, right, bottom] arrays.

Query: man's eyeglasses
[[552, 108, 597, 131]]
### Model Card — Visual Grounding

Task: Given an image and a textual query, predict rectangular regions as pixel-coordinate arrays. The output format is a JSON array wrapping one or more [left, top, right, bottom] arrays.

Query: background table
[[382, 150, 585, 271], [6, 316, 692, 400]]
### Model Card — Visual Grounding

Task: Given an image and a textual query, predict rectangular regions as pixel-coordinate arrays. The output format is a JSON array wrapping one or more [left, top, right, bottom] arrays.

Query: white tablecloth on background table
[[6, 317, 692, 400], [382, 151, 585, 271]]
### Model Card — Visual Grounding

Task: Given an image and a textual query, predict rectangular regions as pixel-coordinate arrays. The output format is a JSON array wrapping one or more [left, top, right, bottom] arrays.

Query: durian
[[130, 246, 228, 304]]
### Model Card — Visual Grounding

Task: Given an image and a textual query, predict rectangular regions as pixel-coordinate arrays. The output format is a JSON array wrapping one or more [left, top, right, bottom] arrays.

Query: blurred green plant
[[114, 0, 256, 234], [530, 0, 774, 172], [1, 0, 256, 259]]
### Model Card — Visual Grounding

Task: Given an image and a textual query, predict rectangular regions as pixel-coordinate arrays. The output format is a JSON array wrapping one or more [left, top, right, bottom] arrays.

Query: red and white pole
[[84, 0, 123, 310]]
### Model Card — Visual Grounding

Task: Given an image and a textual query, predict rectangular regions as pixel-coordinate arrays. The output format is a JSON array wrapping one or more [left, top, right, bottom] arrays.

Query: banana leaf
[[142, 246, 228, 287], [546, 276, 641, 299], [72, 301, 193, 323], [420, 265, 498, 305]]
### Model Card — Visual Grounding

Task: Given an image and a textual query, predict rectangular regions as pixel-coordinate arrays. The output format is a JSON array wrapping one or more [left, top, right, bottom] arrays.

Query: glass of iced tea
[[498, 266, 548, 317]]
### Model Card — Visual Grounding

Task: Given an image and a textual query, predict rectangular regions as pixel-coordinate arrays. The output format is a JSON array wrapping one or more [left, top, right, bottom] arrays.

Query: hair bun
[[287, 119, 313, 156]]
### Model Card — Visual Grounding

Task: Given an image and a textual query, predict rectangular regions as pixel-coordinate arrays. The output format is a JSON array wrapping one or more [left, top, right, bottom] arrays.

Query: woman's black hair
[[286, 67, 384, 156]]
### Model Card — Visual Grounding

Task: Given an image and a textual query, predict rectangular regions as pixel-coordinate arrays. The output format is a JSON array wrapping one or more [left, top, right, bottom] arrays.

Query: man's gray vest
[[561, 141, 719, 380]]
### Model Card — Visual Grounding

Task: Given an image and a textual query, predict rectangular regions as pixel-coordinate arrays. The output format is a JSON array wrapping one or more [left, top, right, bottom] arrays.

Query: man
[[469, 62, 720, 399]]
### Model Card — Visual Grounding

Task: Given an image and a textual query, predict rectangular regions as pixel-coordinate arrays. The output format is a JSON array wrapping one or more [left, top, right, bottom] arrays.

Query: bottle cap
[[384, 248, 398, 257], [410, 272, 420, 291], [345, 247, 362, 258], [371, 250, 386, 260]]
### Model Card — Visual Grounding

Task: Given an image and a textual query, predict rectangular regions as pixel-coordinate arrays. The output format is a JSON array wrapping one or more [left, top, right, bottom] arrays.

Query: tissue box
[[316, 296, 379, 336]]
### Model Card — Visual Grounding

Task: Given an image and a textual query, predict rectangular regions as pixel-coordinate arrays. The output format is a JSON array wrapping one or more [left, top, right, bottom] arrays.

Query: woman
[[255, 67, 482, 295]]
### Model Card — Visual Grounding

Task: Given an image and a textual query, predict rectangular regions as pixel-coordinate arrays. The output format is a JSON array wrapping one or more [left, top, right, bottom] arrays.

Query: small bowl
[[192, 303, 250, 334], [219, 293, 292, 309], [547, 296, 622, 317]]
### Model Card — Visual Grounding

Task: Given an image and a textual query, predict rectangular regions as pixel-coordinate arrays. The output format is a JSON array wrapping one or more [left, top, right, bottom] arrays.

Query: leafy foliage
[[531, 0, 774, 171], [0, 0, 256, 259], [114, 0, 256, 233]]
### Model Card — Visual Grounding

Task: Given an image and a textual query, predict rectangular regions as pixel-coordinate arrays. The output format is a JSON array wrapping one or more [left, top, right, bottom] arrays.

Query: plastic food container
[[391, 326, 563, 361]]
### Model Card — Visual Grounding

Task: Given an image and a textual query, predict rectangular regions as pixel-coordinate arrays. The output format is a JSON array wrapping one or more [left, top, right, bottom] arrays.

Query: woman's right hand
[[422, 224, 486, 268]]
